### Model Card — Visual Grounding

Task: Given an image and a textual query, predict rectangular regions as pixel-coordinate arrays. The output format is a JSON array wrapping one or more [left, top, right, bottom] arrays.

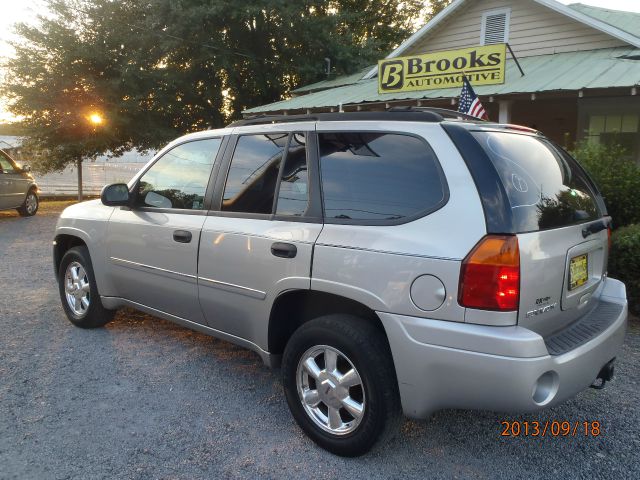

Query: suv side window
[[275, 133, 309, 216], [222, 133, 294, 215], [318, 132, 446, 222], [136, 138, 221, 210]]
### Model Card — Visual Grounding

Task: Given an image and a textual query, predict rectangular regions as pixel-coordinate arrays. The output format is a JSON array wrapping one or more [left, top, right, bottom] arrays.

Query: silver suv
[[0, 149, 38, 216], [53, 109, 628, 456]]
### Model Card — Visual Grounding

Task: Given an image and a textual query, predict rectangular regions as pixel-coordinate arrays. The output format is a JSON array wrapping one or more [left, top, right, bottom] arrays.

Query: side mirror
[[101, 183, 131, 206], [21, 164, 31, 173]]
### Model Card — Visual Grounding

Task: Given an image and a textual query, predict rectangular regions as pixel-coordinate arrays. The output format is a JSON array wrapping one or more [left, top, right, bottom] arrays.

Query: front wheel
[[58, 246, 114, 328], [17, 189, 38, 216], [282, 315, 401, 456]]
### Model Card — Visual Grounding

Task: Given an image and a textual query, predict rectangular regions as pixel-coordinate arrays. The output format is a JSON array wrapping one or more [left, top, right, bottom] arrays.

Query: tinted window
[[222, 134, 288, 214], [319, 132, 445, 221], [276, 133, 309, 216], [472, 132, 601, 232], [137, 138, 220, 210]]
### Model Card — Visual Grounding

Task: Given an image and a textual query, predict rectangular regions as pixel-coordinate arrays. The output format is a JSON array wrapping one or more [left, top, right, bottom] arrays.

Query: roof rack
[[386, 106, 485, 122], [230, 107, 487, 127], [231, 109, 450, 127], [229, 114, 319, 127]]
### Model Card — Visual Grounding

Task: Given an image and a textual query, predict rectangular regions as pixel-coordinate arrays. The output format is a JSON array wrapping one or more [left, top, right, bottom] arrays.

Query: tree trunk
[[77, 158, 83, 201]]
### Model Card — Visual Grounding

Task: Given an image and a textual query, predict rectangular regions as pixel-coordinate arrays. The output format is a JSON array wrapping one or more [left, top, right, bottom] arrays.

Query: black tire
[[282, 314, 401, 457], [17, 189, 38, 216], [58, 246, 114, 328]]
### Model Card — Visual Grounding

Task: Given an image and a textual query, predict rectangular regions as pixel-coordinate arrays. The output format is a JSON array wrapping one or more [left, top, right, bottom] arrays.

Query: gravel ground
[[1, 202, 639, 480]]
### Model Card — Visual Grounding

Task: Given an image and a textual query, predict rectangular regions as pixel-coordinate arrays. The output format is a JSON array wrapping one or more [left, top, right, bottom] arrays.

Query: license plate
[[569, 254, 588, 290]]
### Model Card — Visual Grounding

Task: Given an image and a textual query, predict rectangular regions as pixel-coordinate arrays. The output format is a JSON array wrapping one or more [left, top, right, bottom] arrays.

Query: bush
[[571, 142, 640, 229], [608, 224, 640, 316]]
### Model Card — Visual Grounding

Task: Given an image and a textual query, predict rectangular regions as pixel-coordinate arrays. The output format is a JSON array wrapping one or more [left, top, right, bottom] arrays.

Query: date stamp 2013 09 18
[[500, 420, 602, 437]]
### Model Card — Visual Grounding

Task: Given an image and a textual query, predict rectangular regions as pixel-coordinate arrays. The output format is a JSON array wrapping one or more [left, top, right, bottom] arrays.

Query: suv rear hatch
[[469, 129, 609, 337]]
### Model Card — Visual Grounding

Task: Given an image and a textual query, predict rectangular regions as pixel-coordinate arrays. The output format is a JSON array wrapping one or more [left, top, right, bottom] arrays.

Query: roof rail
[[229, 114, 318, 127], [387, 106, 485, 122], [227, 113, 317, 127], [230, 110, 447, 127]]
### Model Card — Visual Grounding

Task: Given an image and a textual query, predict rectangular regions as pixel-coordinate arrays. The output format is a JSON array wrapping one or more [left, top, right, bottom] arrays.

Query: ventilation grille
[[483, 12, 508, 44]]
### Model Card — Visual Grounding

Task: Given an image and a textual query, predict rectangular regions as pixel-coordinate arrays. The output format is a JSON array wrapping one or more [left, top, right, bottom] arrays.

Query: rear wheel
[[282, 314, 401, 456], [58, 246, 114, 328], [17, 189, 38, 216]]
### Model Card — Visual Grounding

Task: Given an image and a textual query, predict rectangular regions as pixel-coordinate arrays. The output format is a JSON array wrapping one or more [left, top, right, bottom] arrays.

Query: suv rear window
[[318, 132, 446, 222], [471, 132, 602, 232]]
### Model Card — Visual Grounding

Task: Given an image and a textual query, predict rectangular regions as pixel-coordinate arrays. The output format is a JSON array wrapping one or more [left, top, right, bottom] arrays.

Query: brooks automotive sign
[[378, 44, 506, 93]]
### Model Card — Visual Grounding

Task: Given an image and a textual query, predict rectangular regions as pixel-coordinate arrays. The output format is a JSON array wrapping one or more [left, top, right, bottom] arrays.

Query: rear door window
[[221, 132, 311, 217], [318, 132, 446, 222], [275, 133, 309, 217], [471, 132, 602, 232], [222, 133, 288, 214]]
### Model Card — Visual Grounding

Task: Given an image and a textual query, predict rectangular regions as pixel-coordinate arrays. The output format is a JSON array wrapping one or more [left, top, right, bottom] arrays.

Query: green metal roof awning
[[569, 3, 640, 39], [245, 47, 640, 114], [291, 66, 375, 94]]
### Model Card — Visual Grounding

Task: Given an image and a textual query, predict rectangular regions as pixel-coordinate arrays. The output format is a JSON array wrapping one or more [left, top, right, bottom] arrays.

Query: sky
[[0, 0, 44, 122], [1, 0, 640, 122]]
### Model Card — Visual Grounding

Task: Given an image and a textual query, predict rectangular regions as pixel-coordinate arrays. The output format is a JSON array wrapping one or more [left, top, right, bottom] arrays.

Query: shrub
[[608, 224, 640, 316], [571, 142, 640, 229]]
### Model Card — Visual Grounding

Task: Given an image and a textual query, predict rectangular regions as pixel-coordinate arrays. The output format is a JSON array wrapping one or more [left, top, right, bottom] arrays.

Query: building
[[0, 135, 23, 158], [245, 0, 640, 159]]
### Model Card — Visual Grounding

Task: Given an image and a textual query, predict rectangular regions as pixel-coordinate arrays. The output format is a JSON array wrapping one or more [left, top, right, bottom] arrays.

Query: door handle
[[271, 242, 297, 259], [173, 230, 192, 243]]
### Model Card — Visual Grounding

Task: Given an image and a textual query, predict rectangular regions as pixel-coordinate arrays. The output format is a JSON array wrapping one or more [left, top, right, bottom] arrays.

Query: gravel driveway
[[1, 202, 639, 480]]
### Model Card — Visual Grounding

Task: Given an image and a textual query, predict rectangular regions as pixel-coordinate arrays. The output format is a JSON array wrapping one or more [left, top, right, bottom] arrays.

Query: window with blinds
[[481, 8, 510, 45]]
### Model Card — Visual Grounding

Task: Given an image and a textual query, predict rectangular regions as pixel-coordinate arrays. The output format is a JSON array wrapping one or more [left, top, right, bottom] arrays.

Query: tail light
[[607, 226, 612, 251], [459, 235, 520, 311]]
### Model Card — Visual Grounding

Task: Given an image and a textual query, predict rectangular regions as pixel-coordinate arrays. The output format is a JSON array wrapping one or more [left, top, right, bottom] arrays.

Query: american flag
[[458, 77, 488, 120]]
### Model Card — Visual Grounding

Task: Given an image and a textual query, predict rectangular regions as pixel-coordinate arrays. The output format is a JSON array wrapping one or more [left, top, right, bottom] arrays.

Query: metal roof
[[0, 135, 23, 150], [291, 66, 375, 94], [245, 47, 640, 114], [569, 3, 640, 39], [362, 0, 640, 79]]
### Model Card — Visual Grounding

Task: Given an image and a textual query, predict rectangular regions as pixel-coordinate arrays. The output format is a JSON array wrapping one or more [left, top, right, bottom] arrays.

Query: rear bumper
[[379, 277, 628, 419]]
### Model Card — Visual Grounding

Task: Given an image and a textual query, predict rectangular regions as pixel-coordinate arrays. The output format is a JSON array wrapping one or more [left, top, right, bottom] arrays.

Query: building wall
[[405, 0, 626, 58], [577, 96, 640, 162], [510, 97, 578, 146]]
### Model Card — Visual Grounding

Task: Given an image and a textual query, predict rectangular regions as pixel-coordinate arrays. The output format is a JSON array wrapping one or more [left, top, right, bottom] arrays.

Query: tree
[[1, 0, 424, 199], [1, 0, 173, 199], [427, 0, 452, 18]]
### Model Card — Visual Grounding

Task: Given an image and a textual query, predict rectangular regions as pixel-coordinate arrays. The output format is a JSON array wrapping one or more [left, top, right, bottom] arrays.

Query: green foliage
[[536, 190, 598, 230], [572, 141, 640, 229], [2, 0, 425, 173], [608, 224, 640, 315], [427, 0, 452, 17]]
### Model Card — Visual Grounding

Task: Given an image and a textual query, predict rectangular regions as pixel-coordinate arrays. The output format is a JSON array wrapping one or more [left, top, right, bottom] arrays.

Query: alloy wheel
[[296, 345, 365, 435], [25, 193, 37, 215], [64, 261, 91, 317]]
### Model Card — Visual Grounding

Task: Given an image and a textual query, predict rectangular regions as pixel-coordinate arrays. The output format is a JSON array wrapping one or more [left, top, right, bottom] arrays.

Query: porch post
[[498, 100, 512, 124]]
